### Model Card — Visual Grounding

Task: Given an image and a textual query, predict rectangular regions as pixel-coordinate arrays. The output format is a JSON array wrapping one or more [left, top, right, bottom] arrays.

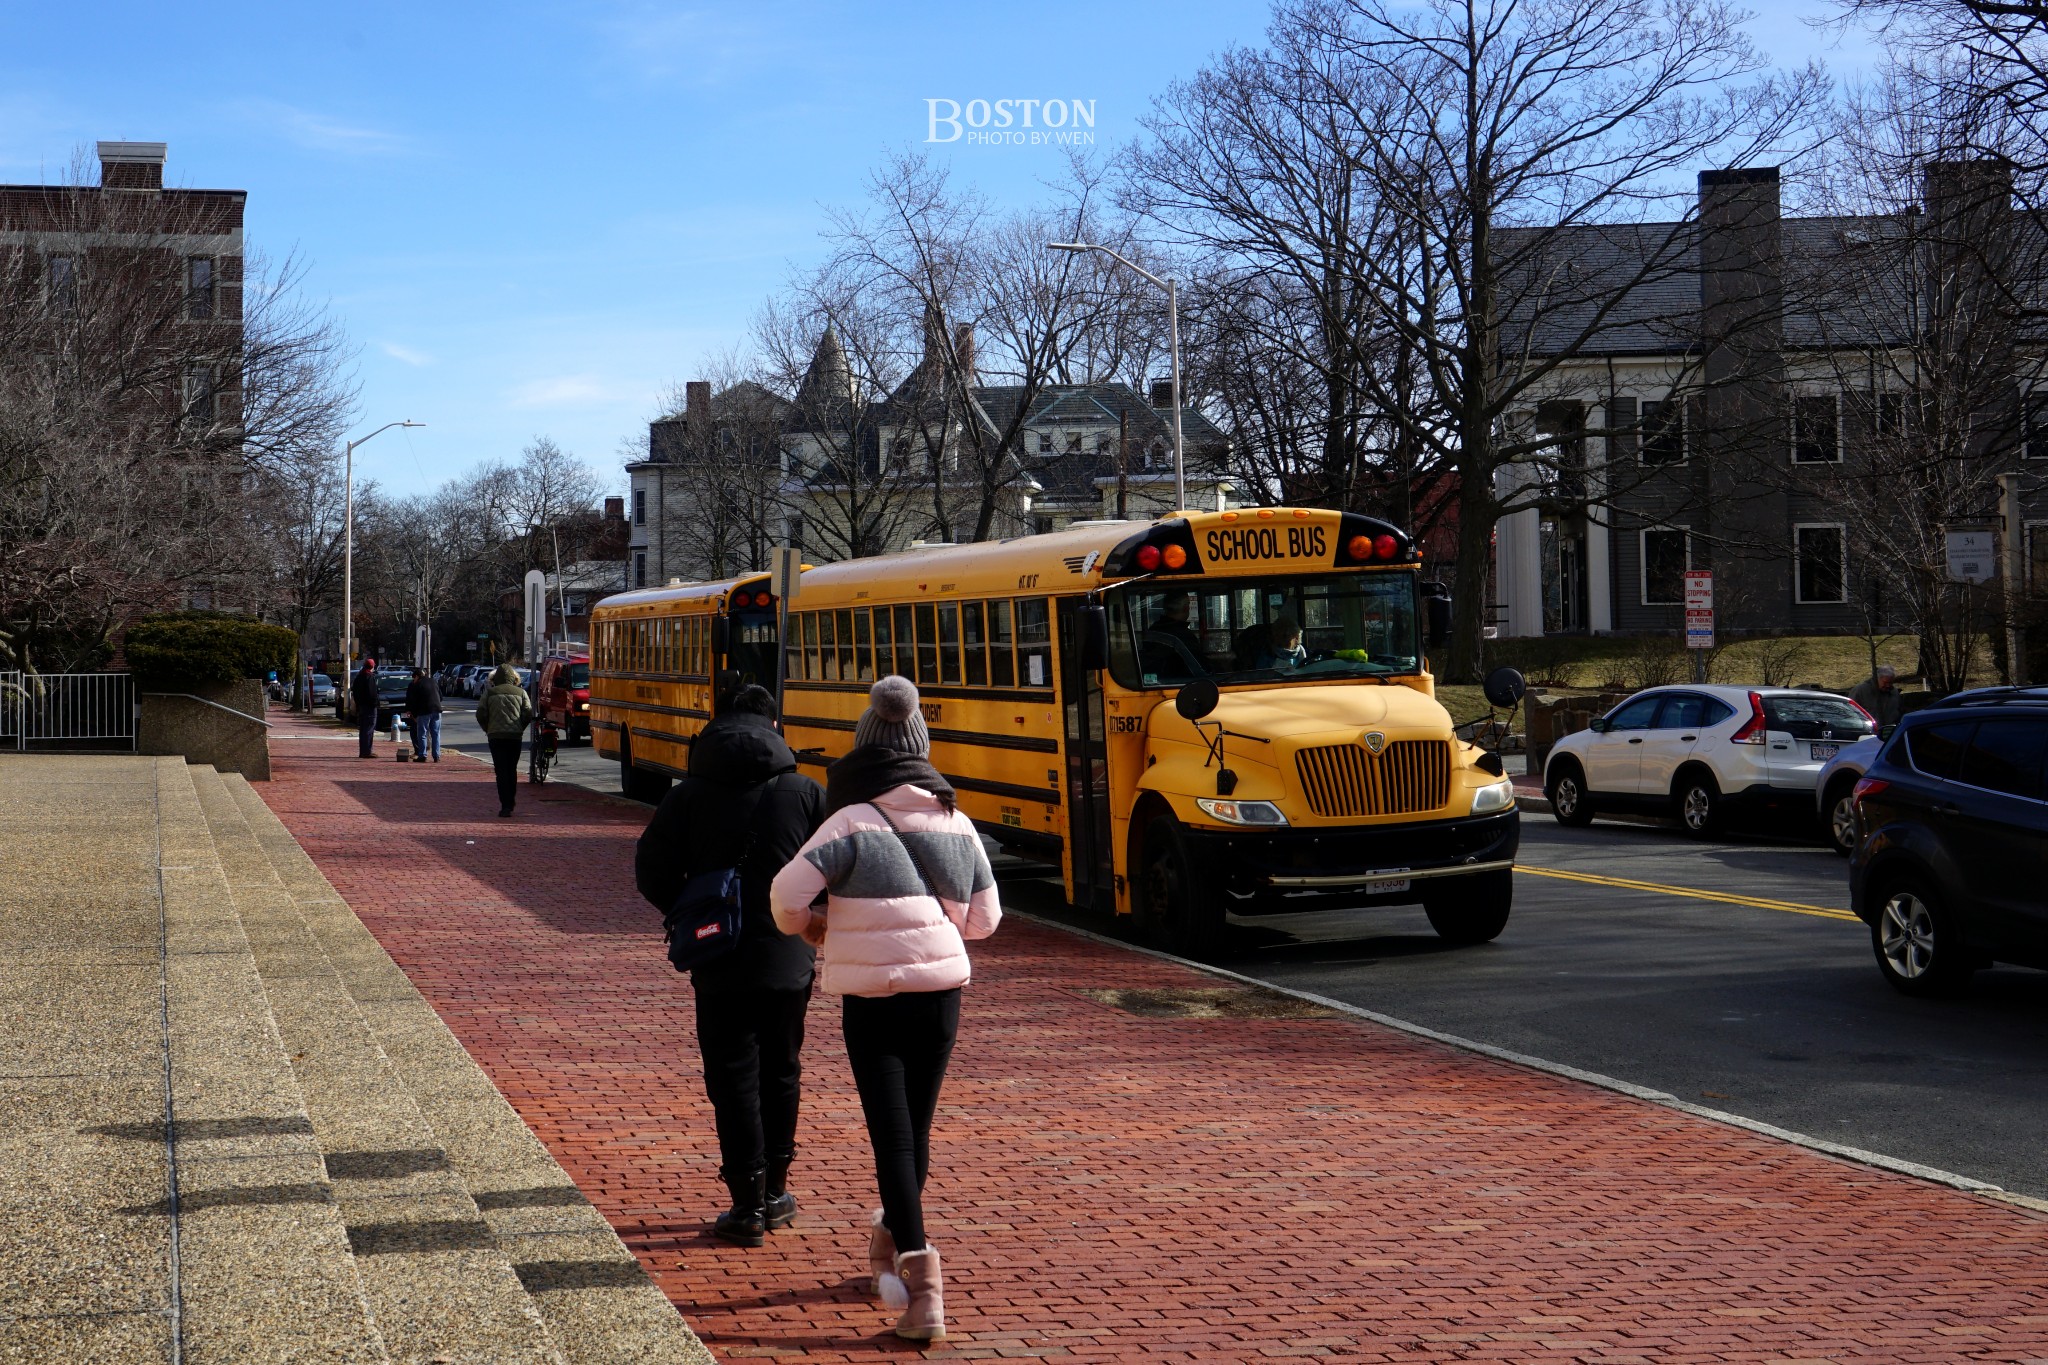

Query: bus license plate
[[1810, 743, 1839, 761], [1365, 877, 1411, 895]]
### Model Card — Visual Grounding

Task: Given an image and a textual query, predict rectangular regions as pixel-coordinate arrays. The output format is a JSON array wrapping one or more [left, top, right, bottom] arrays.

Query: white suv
[[1544, 685, 1875, 837]]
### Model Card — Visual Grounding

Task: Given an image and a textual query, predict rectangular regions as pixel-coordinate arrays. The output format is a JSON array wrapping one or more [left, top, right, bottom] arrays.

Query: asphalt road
[[439, 703, 625, 796], [470, 717, 2048, 1201], [1007, 814, 2048, 1202]]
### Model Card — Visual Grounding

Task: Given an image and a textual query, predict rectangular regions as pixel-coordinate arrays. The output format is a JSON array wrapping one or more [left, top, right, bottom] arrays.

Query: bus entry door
[[1058, 599, 1114, 910]]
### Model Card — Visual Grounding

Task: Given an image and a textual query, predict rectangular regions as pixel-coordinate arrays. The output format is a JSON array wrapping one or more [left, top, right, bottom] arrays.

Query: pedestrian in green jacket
[[476, 665, 534, 816]]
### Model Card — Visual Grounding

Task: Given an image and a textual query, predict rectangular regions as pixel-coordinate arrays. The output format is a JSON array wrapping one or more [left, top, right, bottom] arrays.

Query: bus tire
[[619, 736, 669, 804], [1140, 815, 1226, 960], [1422, 868, 1512, 945]]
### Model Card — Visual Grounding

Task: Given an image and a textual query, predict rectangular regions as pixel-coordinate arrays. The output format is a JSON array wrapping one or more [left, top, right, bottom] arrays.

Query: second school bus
[[594, 507, 1519, 956]]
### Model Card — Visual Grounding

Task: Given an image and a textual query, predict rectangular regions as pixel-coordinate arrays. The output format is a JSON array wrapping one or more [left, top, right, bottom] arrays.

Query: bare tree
[[1129, 0, 1823, 679]]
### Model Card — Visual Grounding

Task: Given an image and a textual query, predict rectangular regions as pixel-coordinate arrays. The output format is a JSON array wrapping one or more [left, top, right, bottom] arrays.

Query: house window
[[892, 436, 912, 466], [1793, 394, 1840, 464], [633, 552, 647, 588], [1640, 399, 1684, 466], [182, 366, 216, 424], [785, 515, 805, 553], [1640, 527, 1690, 605], [632, 490, 646, 526], [1148, 441, 1165, 469], [1875, 391, 1908, 440], [1066, 432, 1083, 453], [186, 257, 214, 321], [2029, 523, 2048, 586], [1795, 524, 1847, 603], [46, 254, 76, 316], [1037, 432, 1052, 454], [2024, 390, 2048, 461]]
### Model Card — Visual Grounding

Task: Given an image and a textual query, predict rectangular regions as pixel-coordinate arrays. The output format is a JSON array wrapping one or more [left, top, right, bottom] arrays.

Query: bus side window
[[988, 600, 1015, 687], [853, 608, 874, 682], [936, 603, 961, 685], [784, 614, 802, 687], [1017, 598, 1052, 689], [818, 611, 838, 682], [803, 612, 822, 681], [834, 610, 854, 681], [914, 604, 939, 685], [871, 607, 892, 682], [961, 602, 987, 686], [892, 605, 916, 680]]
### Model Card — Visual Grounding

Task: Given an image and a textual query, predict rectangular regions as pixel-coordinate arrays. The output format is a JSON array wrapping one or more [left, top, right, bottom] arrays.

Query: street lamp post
[[1047, 241, 1185, 513], [340, 420, 424, 714]]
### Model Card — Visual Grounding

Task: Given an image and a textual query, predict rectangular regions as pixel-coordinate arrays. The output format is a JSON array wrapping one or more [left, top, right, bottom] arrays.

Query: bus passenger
[[635, 684, 826, 1246], [1254, 616, 1307, 670], [770, 676, 1001, 1344]]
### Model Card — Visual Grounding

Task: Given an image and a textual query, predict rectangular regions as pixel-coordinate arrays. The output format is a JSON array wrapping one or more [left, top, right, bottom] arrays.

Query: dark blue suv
[[1849, 687, 2048, 995]]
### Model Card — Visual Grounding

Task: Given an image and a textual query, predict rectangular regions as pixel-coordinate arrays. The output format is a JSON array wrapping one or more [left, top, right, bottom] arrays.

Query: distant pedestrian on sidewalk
[[1850, 664, 1903, 734], [635, 684, 825, 1247], [476, 664, 534, 816], [406, 667, 443, 763], [350, 659, 381, 758], [770, 675, 1001, 1344]]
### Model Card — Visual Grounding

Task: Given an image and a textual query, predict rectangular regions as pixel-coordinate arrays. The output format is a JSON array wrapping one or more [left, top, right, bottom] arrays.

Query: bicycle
[[528, 721, 558, 784]]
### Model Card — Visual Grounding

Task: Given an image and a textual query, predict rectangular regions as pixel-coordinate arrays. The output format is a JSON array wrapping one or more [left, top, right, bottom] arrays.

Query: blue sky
[[2, 1, 1879, 497]]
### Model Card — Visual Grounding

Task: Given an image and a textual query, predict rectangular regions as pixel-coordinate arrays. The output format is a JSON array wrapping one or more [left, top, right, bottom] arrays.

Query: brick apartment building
[[1, 141, 246, 444]]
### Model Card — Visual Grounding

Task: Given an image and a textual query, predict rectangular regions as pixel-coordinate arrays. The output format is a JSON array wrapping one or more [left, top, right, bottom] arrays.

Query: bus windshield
[[1108, 572, 1421, 689]]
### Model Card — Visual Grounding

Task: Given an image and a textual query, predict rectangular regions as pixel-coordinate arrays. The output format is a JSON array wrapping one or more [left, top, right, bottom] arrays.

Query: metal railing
[[0, 672, 138, 752]]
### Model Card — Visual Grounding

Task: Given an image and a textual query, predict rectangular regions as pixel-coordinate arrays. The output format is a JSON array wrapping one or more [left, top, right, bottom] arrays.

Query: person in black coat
[[635, 685, 826, 1246], [349, 660, 381, 758]]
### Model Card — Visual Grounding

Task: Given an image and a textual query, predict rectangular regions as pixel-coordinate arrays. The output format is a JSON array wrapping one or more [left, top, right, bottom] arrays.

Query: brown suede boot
[[892, 1246, 944, 1342], [868, 1210, 897, 1300]]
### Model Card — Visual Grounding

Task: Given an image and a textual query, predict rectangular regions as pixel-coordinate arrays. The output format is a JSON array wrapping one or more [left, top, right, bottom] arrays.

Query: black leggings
[[487, 734, 522, 810], [842, 988, 960, 1255]]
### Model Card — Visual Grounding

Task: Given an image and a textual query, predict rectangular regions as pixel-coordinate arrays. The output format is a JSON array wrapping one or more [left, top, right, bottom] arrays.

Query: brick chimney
[[604, 495, 624, 522], [1698, 167, 1782, 357], [952, 322, 976, 382], [98, 141, 166, 191], [685, 381, 712, 452]]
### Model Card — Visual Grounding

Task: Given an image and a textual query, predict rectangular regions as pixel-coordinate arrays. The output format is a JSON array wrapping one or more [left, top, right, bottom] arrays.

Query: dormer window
[[1037, 432, 1052, 454], [1066, 433, 1083, 454]]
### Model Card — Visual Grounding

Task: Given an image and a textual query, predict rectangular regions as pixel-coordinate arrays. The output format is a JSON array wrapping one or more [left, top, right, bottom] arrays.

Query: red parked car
[[536, 652, 592, 743]]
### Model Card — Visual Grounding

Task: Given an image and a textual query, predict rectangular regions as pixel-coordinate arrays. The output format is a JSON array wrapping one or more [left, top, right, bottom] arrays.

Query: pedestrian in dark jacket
[[635, 684, 826, 1247], [405, 668, 443, 763], [475, 665, 534, 816], [350, 660, 381, 758]]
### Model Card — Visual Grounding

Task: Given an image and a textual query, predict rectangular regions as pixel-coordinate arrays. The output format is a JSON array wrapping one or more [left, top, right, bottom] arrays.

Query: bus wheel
[[1140, 816, 1226, 960], [1422, 869, 1512, 945], [619, 737, 669, 804]]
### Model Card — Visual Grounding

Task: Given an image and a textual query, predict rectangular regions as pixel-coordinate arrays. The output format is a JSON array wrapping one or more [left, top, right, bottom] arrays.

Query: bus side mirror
[[1176, 678, 1220, 721], [711, 617, 731, 658], [1077, 604, 1110, 671], [1424, 590, 1451, 650]]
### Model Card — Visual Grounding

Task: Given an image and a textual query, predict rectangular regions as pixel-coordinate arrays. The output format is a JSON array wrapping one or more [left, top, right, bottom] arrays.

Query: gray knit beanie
[[853, 675, 929, 756]]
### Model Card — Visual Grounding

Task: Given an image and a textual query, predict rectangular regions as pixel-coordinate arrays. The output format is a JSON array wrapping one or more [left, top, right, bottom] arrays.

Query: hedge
[[124, 611, 300, 691]]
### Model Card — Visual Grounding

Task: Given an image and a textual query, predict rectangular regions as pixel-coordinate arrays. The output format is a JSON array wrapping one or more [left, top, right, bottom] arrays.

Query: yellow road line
[[1518, 865, 1860, 922]]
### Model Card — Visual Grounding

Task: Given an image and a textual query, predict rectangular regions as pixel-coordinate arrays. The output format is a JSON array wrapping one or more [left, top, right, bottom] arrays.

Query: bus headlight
[[1471, 779, 1515, 814], [1196, 798, 1289, 827]]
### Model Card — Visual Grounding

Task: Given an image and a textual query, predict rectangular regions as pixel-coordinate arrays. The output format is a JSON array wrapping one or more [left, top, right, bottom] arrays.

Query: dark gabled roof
[[788, 326, 860, 434], [970, 381, 1230, 451], [1496, 210, 2048, 358]]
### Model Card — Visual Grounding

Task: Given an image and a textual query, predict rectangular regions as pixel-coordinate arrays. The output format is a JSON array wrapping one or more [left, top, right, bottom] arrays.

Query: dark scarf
[[825, 743, 956, 814]]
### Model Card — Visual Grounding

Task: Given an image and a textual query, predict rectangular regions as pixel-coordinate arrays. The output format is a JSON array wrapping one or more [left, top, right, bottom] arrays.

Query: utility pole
[[2000, 471, 2027, 686]]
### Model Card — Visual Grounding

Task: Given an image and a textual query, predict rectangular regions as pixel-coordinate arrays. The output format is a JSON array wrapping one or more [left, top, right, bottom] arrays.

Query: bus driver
[[1142, 590, 1206, 677]]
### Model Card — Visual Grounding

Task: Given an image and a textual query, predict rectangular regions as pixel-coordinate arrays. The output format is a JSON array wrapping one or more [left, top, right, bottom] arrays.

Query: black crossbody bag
[[664, 780, 771, 972]]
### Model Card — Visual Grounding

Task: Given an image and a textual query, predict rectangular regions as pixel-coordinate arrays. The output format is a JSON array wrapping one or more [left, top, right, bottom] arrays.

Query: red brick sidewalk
[[259, 712, 2048, 1363]]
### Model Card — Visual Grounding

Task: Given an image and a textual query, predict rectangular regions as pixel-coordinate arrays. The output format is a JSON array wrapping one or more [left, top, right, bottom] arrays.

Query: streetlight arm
[[1046, 241, 1169, 290]]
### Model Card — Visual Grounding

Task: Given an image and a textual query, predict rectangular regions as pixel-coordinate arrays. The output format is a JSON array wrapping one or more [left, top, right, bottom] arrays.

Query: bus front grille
[[1295, 741, 1451, 818]]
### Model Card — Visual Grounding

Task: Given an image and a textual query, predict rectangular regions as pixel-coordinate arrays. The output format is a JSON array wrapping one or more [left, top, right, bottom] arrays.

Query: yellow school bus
[[588, 574, 782, 800], [777, 508, 1519, 956]]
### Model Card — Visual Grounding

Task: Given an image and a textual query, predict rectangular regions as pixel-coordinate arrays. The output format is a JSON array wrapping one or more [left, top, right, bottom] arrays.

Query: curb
[[1011, 908, 2036, 1211]]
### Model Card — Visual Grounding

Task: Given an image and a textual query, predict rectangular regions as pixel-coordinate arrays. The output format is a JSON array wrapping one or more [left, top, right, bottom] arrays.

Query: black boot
[[764, 1154, 797, 1232], [712, 1166, 766, 1247]]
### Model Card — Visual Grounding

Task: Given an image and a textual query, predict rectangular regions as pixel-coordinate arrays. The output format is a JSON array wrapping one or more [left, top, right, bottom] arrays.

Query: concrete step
[[220, 773, 714, 1365], [188, 766, 565, 1365], [0, 754, 388, 1364]]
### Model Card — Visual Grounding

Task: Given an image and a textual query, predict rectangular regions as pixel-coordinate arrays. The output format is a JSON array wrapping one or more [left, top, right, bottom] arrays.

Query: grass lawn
[[1430, 634, 1986, 732]]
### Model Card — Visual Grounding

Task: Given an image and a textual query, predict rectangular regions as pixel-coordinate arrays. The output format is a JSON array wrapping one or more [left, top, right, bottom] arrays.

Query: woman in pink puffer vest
[[770, 676, 1000, 1344]]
